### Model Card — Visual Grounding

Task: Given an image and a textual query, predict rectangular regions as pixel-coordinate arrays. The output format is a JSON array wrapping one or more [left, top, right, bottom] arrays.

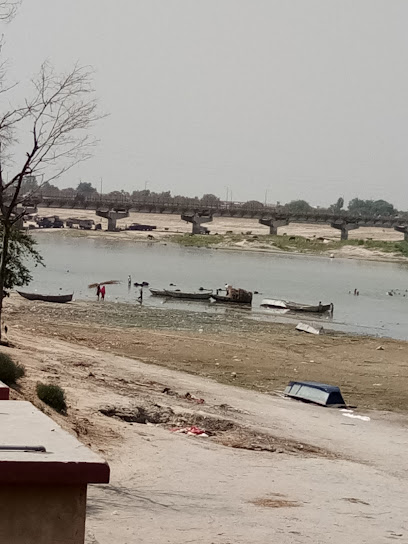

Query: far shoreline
[[28, 226, 408, 266]]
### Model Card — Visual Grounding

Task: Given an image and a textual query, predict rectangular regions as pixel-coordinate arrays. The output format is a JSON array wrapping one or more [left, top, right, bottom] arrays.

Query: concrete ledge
[[0, 401, 109, 485], [0, 381, 9, 400]]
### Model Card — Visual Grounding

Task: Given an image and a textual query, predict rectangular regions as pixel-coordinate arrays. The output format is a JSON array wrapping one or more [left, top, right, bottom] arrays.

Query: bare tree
[[0, 1, 20, 21], [0, 1, 100, 340]]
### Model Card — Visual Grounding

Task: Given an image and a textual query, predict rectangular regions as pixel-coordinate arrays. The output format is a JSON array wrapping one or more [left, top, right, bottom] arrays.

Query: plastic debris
[[171, 426, 209, 437], [184, 392, 205, 404]]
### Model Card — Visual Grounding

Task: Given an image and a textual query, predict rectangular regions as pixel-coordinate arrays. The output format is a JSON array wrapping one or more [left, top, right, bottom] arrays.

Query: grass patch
[[171, 233, 241, 247], [171, 233, 408, 258], [36, 383, 67, 414], [343, 239, 408, 256], [0, 352, 25, 386]]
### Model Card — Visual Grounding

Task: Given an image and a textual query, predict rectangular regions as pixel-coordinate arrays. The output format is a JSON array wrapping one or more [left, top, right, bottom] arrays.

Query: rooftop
[[0, 401, 109, 485]]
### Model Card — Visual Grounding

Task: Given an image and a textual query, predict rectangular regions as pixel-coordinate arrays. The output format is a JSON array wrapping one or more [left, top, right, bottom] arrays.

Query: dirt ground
[[7, 295, 408, 413], [4, 294, 408, 543]]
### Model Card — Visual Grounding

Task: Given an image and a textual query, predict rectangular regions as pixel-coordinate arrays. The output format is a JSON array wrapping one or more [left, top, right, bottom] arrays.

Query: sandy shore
[[4, 294, 408, 543], [28, 206, 408, 263]]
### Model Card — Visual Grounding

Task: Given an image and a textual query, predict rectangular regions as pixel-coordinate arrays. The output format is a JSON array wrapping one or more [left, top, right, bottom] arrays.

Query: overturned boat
[[284, 381, 346, 407], [261, 299, 333, 313], [17, 291, 73, 304]]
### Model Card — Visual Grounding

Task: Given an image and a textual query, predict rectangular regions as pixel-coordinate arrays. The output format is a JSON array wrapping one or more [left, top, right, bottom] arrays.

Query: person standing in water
[[100, 285, 106, 301], [96, 284, 101, 301]]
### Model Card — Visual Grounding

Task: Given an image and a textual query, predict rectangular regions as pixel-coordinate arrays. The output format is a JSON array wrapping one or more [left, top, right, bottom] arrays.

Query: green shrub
[[0, 352, 25, 385], [36, 383, 67, 413]]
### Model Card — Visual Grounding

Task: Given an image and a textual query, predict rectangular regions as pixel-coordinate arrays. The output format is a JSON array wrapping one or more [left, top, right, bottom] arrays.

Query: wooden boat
[[164, 289, 212, 300], [211, 294, 252, 305], [149, 288, 167, 296], [17, 291, 73, 303], [261, 299, 333, 313], [212, 287, 253, 305]]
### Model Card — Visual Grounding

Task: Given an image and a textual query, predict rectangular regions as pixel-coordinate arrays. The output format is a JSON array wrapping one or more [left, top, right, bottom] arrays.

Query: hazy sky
[[3, 1, 408, 206]]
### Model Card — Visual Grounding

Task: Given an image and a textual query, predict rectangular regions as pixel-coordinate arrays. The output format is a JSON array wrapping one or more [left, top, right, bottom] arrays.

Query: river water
[[24, 233, 408, 340]]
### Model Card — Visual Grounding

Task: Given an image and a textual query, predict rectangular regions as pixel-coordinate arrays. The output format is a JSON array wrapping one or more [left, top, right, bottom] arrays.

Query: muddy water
[[25, 233, 408, 340]]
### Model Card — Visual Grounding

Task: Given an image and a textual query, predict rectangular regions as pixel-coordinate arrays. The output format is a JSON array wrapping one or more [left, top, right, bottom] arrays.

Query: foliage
[[76, 182, 97, 195], [21, 175, 38, 196], [172, 234, 224, 247], [329, 197, 344, 213], [201, 194, 221, 204], [171, 232, 408, 259], [40, 181, 60, 196], [244, 200, 264, 209], [284, 200, 313, 213], [0, 352, 25, 385], [1, 227, 44, 290], [347, 198, 396, 217], [36, 383, 67, 413], [0, 3, 101, 341]]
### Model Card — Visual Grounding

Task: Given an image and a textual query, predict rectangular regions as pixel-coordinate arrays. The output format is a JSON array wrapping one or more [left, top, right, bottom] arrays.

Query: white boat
[[260, 299, 287, 309], [295, 323, 321, 335]]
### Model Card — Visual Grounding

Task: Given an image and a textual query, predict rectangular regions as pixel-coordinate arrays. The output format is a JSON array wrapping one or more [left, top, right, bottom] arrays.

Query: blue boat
[[284, 381, 346, 407]]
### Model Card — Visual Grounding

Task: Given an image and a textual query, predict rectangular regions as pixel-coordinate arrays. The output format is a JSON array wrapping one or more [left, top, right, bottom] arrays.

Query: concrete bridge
[[21, 195, 408, 239]]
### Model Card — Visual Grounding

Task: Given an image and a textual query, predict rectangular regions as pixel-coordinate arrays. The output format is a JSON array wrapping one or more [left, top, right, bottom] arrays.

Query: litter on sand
[[295, 323, 322, 335], [171, 426, 209, 437], [184, 392, 205, 404]]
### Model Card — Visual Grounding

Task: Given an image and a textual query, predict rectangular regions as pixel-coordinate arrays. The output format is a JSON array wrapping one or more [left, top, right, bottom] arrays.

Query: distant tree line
[[283, 197, 399, 216], [19, 177, 404, 216]]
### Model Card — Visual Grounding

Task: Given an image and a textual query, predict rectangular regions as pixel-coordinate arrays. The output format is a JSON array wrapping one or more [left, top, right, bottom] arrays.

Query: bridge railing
[[22, 194, 406, 224]]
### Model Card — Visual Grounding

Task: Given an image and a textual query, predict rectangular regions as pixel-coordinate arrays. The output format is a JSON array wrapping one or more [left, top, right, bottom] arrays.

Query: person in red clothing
[[100, 285, 106, 301]]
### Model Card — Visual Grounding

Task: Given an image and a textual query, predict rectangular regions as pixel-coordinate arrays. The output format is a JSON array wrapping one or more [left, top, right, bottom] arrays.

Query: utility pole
[[264, 189, 268, 206], [225, 186, 229, 203], [100, 177, 103, 197]]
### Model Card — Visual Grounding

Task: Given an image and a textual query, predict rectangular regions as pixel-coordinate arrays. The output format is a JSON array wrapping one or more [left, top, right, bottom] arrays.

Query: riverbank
[[29, 207, 408, 263], [171, 232, 408, 262], [5, 294, 408, 543], [6, 294, 408, 413]]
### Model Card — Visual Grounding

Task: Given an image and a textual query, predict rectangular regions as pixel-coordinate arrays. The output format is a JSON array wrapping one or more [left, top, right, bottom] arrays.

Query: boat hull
[[149, 288, 167, 296], [17, 291, 73, 303], [285, 302, 333, 313], [212, 295, 252, 305], [164, 290, 212, 300], [261, 299, 333, 313]]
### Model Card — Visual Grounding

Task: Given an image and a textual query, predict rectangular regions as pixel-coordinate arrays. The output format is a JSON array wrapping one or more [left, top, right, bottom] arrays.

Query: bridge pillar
[[259, 217, 289, 235], [181, 213, 213, 234], [331, 222, 359, 240], [96, 209, 129, 231], [394, 225, 408, 241]]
